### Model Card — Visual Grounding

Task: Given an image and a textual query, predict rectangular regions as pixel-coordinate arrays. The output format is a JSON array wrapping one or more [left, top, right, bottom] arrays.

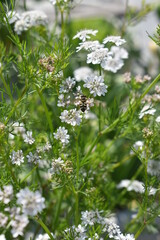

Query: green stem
[[35, 217, 54, 240], [20, 165, 38, 184], [75, 192, 79, 226], [61, 10, 65, 47], [135, 224, 146, 239], [75, 134, 80, 225], [99, 102, 102, 132], [53, 188, 65, 229], [36, 86, 53, 133], [76, 136, 80, 187]]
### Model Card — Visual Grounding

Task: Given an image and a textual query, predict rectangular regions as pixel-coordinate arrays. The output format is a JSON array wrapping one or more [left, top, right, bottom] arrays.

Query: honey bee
[[79, 95, 87, 112]]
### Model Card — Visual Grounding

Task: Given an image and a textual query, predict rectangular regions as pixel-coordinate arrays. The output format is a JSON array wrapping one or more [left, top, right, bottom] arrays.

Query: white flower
[[81, 210, 97, 226], [87, 48, 110, 65], [23, 131, 35, 144], [147, 159, 160, 177], [43, 142, 52, 151], [111, 46, 128, 59], [14, 10, 48, 35], [101, 56, 124, 73], [57, 94, 70, 107], [73, 29, 98, 42], [60, 109, 82, 126], [156, 116, 160, 123], [26, 152, 41, 164], [6, 10, 20, 24], [0, 185, 13, 204], [101, 46, 128, 73], [12, 122, 26, 136], [117, 179, 157, 195], [133, 141, 144, 150], [139, 104, 156, 119], [16, 188, 45, 216], [0, 235, 6, 240], [53, 126, 70, 146], [0, 213, 8, 227], [75, 224, 86, 234], [10, 150, 24, 165], [74, 67, 94, 82], [76, 41, 103, 52], [35, 233, 54, 240], [103, 36, 126, 46], [50, 157, 65, 175], [10, 214, 29, 238], [83, 75, 108, 97], [59, 77, 76, 93]]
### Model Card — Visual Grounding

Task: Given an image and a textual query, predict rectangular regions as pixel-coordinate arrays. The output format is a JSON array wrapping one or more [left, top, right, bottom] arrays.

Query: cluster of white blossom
[[130, 140, 144, 155], [53, 126, 70, 146], [60, 109, 82, 126], [139, 104, 156, 119], [16, 187, 45, 216], [10, 150, 24, 165], [117, 179, 157, 195], [147, 159, 160, 178], [74, 66, 94, 82], [50, 157, 66, 175], [73, 30, 128, 73], [64, 210, 135, 240], [0, 185, 13, 204], [59, 77, 76, 93], [35, 233, 55, 240], [0, 186, 45, 239], [84, 75, 108, 97], [73, 29, 98, 42], [6, 10, 48, 34], [10, 122, 35, 145], [27, 151, 41, 164]]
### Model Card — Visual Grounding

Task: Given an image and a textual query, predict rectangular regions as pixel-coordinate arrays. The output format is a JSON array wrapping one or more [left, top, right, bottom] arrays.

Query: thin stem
[[35, 217, 54, 240], [53, 188, 65, 229], [75, 134, 80, 225], [36, 86, 53, 133], [121, 0, 129, 37], [99, 102, 102, 132], [135, 224, 146, 239], [76, 135, 80, 187], [75, 192, 79, 226], [20, 165, 38, 184], [61, 10, 65, 47], [24, 0, 27, 10]]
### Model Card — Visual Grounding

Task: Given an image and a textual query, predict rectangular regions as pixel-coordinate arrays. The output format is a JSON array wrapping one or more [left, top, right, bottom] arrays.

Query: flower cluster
[[0, 185, 13, 204], [53, 126, 70, 147], [50, 157, 72, 175], [16, 188, 45, 216], [139, 104, 156, 119], [60, 109, 82, 126], [0, 186, 45, 238], [117, 179, 157, 195], [74, 31, 128, 73], [6, 10, 48, 34], [64, 210, 135, 240]]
